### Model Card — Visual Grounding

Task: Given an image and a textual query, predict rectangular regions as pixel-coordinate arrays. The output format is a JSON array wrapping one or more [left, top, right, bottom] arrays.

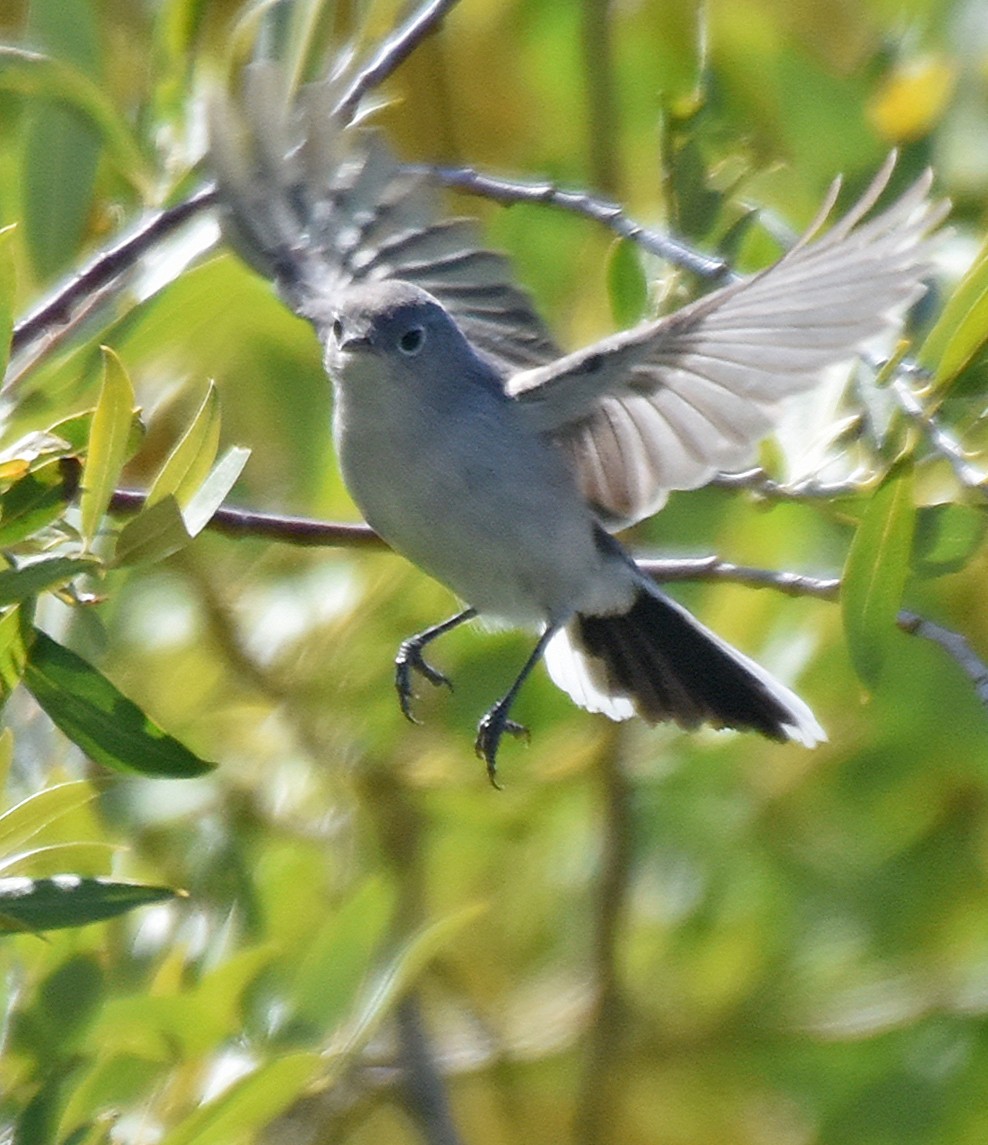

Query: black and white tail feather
[[210, 63, 946, 755]]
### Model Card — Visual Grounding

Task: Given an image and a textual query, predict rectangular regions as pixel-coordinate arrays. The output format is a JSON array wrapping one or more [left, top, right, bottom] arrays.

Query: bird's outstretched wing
[[506, 155, 948, 527], [208, 62, 559, 371]]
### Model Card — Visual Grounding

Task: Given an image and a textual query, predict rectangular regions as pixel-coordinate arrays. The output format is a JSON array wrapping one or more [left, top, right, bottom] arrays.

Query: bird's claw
[[395, 640, 453, 723], [475, 707, 529, 789]]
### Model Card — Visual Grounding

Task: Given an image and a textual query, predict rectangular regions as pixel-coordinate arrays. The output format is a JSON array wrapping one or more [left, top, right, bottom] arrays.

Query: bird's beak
[[338, 333, 373, 354]]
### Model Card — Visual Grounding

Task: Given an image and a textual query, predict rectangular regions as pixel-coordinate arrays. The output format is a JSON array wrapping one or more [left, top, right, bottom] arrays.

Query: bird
[[209, 63, 946, 784]]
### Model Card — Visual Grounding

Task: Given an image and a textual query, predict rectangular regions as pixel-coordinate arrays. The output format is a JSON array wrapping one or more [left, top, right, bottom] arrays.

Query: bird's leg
[[475, 625, 560, 788], [395, 607, 477, 723]]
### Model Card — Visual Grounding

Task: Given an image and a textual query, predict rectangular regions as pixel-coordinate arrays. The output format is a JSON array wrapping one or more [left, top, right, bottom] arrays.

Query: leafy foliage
[[0, 1, 987, 1143]]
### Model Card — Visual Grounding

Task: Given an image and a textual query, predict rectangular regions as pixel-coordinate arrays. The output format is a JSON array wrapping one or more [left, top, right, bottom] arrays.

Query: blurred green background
[[1, 0, 988, 1142]]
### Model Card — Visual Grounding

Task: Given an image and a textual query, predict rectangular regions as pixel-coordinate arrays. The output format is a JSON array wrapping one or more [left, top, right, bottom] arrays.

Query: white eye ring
[[331, 318, 344, 343], [398, 325, 426, 355]]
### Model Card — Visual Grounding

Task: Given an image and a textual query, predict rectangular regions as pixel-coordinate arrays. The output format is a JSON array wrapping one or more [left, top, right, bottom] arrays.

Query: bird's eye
[[398, 325, 426, 355], [331, 318, 344, 343]]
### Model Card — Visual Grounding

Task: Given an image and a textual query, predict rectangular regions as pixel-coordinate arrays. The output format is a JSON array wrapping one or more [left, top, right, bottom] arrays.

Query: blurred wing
[[208, 62, 558, 372], [507, 155, 948, 527]]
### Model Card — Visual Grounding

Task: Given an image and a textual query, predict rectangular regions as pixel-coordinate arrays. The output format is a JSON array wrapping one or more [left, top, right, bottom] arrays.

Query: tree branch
[[333, 0, 465, 125], [106, 489, 988, 712], [8, 184, 219, 368]]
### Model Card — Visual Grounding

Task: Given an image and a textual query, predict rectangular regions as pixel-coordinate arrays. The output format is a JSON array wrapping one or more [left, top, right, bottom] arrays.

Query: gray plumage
[[209, 63, 946, 780]]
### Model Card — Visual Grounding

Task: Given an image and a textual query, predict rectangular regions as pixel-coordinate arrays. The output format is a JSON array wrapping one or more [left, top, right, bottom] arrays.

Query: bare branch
[[333, 0, 465, 124], [107, 490, 988, 712], [892, 376, 988, 497], [8, 185, 219, 370], [108, 488, 385, 549], [637, 555, 841, 600], [420, 163, 729, 280], [897, 610, 988, 706], [710, 468, 871, 502]]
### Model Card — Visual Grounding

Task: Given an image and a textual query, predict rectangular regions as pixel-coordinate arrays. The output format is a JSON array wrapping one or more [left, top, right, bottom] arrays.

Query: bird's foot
[[475, 704, 529, 789], [395, 639, 453, 723]]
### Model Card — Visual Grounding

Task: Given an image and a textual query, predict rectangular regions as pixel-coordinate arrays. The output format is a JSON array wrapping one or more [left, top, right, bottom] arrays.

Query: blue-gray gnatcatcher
[[210, 66, 945, 783]]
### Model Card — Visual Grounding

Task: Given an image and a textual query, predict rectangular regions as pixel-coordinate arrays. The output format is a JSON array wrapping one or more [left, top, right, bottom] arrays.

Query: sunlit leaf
[[0, 458, 78, 545], [24, 629, 216, 778], [158, 1052, 323, 1145], [146, 382, 221, 509], [181, 446, 250, 537], [0, 875, 176, 933], [841, 464, 916, 687], [0, 841, 116, 878], [607, 237, 649, 328], [113, 495, 192, 567], [0, 47, 152, 194], [0, 780, 97, 854], [919, 238, 988, 389], [911, 503, 987, 578], [0, 605, 30, 702], [79, 348, 137, 545], [0, 223, 16, 381], [331, 902, 486, 1073], [0, 555, 100, 607]]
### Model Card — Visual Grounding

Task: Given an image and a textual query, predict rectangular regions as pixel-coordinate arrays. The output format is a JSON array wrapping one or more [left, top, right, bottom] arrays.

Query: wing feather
[[508, 160, 946, 526], [208, 62, 559, 373]]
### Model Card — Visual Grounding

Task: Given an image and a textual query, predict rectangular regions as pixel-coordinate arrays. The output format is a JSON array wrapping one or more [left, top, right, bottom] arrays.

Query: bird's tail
[[544, 580, 825, 746]]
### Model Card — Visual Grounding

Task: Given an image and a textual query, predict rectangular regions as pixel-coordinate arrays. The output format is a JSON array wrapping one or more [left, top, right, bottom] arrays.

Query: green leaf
[[0, 780, 97, 854], [0, 556, 100, 607], [0, 875, 175, 933], [0, 458, 77, 545], [146, 382, 221, 509], [919, 237, 988, 390], [0, 223, 15, 381], [841, 464, 916, 688], [113, 495, 192, 567], [158, 1052, 324, 1145], [0, 605, 30, 702], [607, 238, 649, 328], [181, 446, 250, 537], [0, 48, 152, 195], [911, 503, 987, 578], [23, 629, 216, 778], [79, 348, 137, 545]]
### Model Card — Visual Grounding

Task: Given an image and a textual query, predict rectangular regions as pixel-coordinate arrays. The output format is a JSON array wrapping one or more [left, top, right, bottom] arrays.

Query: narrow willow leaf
[[0, 875, 175, 933], [0, 458, 77, 545], [146, 383, 221, 509], [24, 630, 216, 778], [0, 780, 96, 853], [911, 503, 987, 578], [0, 605, 30, 702], [0, 556, 100, 607], [842, 465, 916, 688], [331, 902, 486, 1075], [607, 238, 649, 329], [114, 495, 192, 567], [158, 1052, 324, 1145], [80, 349, 136, 545], [919, 238, 988, 390], [181, 446, 250, 537], [0, 48, 152, 194], [0, 223, 16, 381], [0, 841, 116, 878]]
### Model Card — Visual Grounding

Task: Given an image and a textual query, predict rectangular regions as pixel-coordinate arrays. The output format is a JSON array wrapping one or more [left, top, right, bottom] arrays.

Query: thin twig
[[892, 376, 988, 496], [333, 0, 464, 124], [418, 164, 729, 279], [710, 468, 871, 502], [108, 488, 386, 549], [105, 490, 988, 711], [8, 184, 219, 367], [897, 610, 988, 705]]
